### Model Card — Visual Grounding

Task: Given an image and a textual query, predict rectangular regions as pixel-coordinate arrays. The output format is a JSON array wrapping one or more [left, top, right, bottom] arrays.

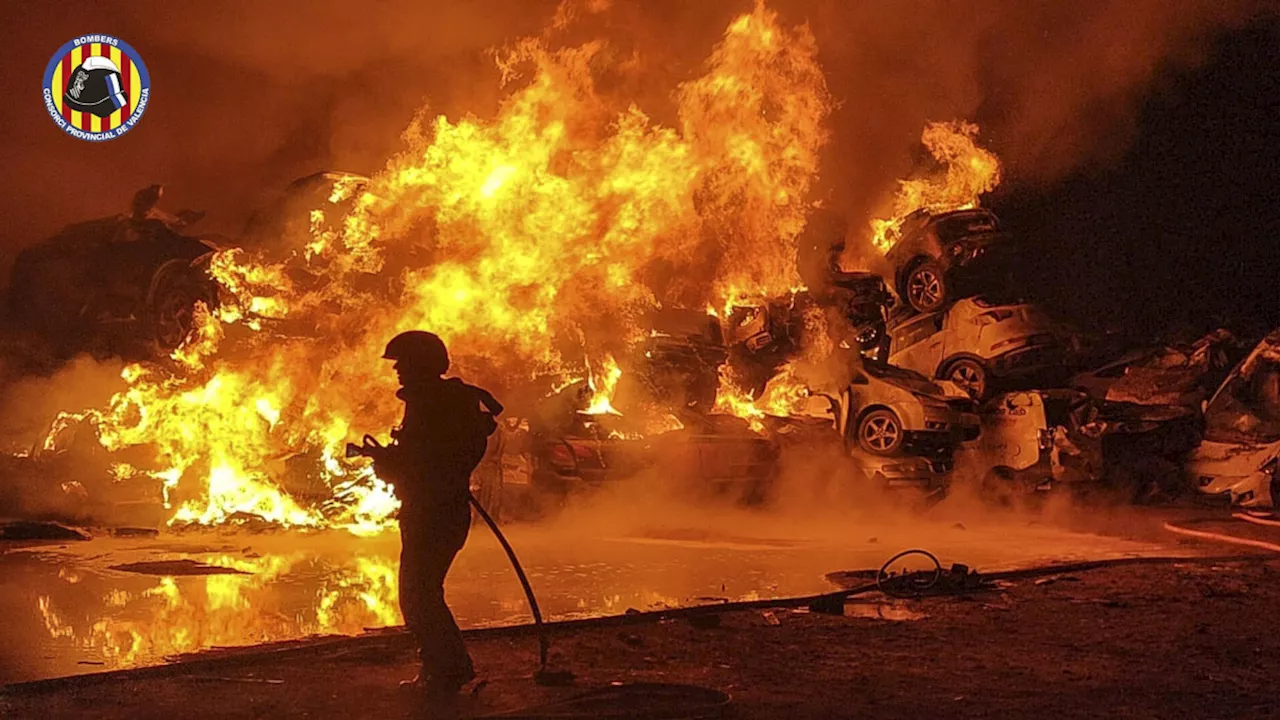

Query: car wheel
[[147, 261, 208, 352], [905, 260, 948, 313], [857, 409, 903, 456], [946, 358, 988, 400], [151, 282, 199, 351]]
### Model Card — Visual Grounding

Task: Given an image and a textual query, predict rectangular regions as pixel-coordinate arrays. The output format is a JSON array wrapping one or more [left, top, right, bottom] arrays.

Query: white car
[[831, 361, 979, 457], [1188, 330, 1280, 508], [887, 296, 1061, 400]]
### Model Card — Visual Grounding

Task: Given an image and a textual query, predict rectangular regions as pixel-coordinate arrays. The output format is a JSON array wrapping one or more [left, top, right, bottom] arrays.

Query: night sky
[[992, 20, 1280, 341]]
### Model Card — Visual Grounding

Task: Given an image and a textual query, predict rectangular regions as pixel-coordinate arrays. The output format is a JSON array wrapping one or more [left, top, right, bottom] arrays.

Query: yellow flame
[[37, 2, 832, 533], [870, 120, 1002, 254]]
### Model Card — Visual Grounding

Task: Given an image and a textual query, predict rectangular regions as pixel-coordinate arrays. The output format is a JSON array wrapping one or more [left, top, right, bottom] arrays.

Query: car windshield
[[1204, 356, 1280, 444]]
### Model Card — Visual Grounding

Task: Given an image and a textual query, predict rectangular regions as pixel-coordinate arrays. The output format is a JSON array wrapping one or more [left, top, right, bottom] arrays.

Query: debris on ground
[[0, 521, 90, 542], [107, 560, 251, 576]]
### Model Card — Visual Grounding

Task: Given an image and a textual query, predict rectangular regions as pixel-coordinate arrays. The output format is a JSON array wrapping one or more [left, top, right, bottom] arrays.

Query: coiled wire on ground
[[876, 548, 943, 597]]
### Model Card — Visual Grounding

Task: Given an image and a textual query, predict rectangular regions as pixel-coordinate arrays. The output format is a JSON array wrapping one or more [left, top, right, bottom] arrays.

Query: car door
[[889, 312, 947, 378]]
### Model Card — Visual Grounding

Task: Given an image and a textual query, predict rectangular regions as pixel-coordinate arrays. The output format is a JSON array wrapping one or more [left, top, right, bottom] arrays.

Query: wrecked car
[[795, 207, 896, 353], [723, 277, 893, 397], [833, 359, 978, 457], [1069, 328, 1238, 408], [7, 186, 220, 361], [722, 294, 814, 398], [960, 390, 1103, 500], [964, 389, 1200, 503], [886, 296, 1062, 400], [1188, 330, 1280, 509], [820, 271, 895, 353], [764, 396, 952, 502], [627, 307, 727, 413], [884, 208, 1012, 314], [526, 410, 777, 504]]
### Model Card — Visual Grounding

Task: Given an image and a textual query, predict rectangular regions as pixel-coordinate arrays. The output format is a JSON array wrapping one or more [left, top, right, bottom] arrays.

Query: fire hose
[[347, 435, 570, 685]]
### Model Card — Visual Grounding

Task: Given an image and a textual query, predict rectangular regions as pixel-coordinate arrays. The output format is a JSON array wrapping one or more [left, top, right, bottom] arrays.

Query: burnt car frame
[[1188, 330, 1280, 509], [8, 213, 220, 361]]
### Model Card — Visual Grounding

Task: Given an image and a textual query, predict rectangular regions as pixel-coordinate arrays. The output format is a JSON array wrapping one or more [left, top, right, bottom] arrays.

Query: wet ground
[[0, 498, 1211, 685]]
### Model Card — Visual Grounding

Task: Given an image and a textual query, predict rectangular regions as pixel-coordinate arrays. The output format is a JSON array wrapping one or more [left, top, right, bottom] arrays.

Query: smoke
[[0, 0, 1270, 277]]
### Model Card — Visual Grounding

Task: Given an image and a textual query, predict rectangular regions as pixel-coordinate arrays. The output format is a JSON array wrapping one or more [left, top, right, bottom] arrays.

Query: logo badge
[[43, 34, 150, 142]]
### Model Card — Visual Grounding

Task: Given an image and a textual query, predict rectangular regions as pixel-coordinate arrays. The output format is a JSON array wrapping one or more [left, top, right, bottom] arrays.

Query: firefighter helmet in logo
[[43, 34, 151, 142], [64, 56, 127, 118]]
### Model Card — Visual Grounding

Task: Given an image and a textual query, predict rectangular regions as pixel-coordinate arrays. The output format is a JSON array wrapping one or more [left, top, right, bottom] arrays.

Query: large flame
[[870, 120, 1001, 254], [49, 1, 833, 533]]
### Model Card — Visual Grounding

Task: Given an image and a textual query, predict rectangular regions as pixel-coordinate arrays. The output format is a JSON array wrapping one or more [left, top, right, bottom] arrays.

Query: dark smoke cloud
[[0, 0, 1272, 276]]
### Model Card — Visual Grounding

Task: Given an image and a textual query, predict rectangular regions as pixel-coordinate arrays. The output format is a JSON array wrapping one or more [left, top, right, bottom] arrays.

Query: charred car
[[723, 276, 893, 397], [628, 307, 727, 413], [820, 271, 895, 353], [7, 187, 220, 361], [1188, 330, 1280, 509], [965, 389, 1201, 503], [886, 296, 1063, 400], [1069, 329, 1238, 408], [961, 390, 1102, 500], [885, 208, 1012, 314], [526, 410, 777, 504], [722, 294, 813, 398]]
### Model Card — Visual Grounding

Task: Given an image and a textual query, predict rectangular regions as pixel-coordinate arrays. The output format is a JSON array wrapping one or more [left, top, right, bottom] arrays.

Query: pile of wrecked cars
[[10, 180, 1279, 521]]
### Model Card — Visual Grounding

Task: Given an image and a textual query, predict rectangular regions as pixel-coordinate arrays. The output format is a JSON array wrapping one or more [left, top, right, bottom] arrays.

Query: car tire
[[945, 358, 988, 401], [147, 261, 208, 352], [856, 409, 903, 456], [905, 260, 948, 313]]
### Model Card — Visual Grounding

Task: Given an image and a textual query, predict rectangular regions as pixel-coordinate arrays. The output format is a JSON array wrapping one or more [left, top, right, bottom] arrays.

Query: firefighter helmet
[[382, 331, 449, 375], [64, 56, 128, 119]]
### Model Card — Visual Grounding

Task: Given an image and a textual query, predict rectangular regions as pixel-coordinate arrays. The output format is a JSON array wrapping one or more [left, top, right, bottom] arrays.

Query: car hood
[[878, 374, 948, 403], [1187, 439, 1280, 475]]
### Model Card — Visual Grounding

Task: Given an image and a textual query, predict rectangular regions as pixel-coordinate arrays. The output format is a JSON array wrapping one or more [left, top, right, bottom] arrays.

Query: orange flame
[[48, 2, 832, 533], [870, 120, 1001, 254]]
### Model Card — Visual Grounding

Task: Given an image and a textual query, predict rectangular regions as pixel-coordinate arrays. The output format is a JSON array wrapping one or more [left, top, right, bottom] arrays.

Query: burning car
[[821, 271, 895, 353], [7, 186, 220, 361], [884, 208, 1011, 314], [1188, 330, 1280, 508], [526, 410, 777, 505], [240, 171, 371, 257], [833, 359, 978, 457], [628, 307, 727, 413], [886, 296, 1062, 400], [722, 294, 813, 398], [723, 276, 893, 397]]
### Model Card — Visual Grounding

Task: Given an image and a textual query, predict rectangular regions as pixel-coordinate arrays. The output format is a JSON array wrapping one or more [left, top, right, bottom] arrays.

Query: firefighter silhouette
[[64, 56, 127, 119], [374, 331, 502, 694]]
